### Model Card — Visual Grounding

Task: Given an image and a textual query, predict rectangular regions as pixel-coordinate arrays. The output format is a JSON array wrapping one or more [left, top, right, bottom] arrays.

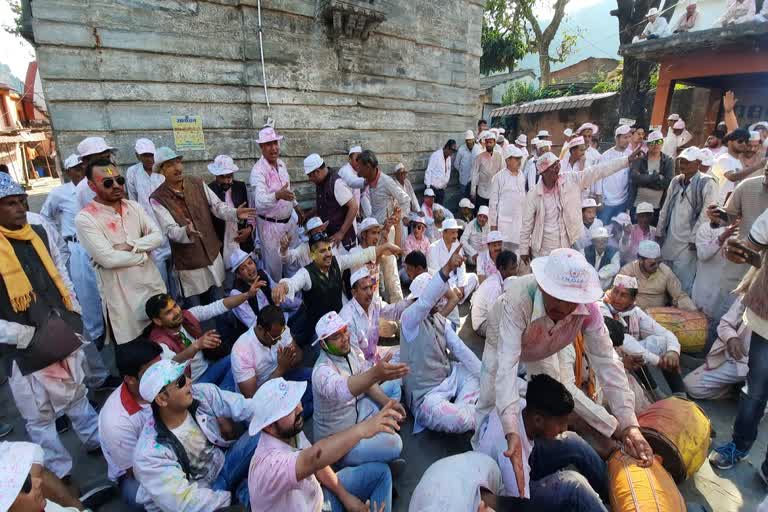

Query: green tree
[[518, 0, 577, 85]]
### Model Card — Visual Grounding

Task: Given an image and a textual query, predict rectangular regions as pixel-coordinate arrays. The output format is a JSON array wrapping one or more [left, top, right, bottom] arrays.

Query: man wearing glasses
[[629, 130, 674, 221], [133, 359, 261, 511], [75, 158, 167, 345]]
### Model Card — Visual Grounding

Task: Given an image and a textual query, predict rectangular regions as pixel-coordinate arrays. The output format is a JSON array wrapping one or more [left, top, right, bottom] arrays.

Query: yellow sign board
[[171, 115, 205, 151]]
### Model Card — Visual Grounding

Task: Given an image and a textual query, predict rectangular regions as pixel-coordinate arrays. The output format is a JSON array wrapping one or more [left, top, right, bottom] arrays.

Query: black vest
[[304, 259, 343, 328], [0, 225, 82, 374], [584, 244, 617, 271], [207, 179, 254, 254], [316, 171, 355, 249]]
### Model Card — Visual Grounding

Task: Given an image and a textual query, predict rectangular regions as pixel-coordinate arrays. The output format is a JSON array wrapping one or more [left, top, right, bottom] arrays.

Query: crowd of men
[[0, 86, 767, 512]]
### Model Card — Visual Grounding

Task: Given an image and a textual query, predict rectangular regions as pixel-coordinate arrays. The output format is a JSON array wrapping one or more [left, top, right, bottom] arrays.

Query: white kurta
[[488, 169, 526, 246], [75, 199, 166, 344], [692, 222, 728, 317]]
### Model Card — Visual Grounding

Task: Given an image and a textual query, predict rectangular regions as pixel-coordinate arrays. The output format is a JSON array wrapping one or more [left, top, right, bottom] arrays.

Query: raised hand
[[723, 90, 737, 113], [236, 202, 258, 220], [275, 184, 295, 202], [272, 282, 289, 304], [195, 330, 221, 351], [442, 242, 465, 275], [371, 352, 409, 382], [358, 400, 403, 439], [186, 222, 202, 240], [247, 278, 267, 298]]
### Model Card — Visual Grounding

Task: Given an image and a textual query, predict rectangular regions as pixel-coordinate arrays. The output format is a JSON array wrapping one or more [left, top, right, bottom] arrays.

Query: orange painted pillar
[[651, 64, 674, 129]]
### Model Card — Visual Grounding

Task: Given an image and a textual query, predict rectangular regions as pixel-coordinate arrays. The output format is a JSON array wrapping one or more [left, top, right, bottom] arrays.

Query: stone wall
[[27, 0, 483, 204]]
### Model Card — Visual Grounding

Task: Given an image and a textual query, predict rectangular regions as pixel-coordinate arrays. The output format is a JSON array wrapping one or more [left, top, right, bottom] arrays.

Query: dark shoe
[[95, 375, 122, 391], [388, 458, 406, 479], [0, 422, 13, 438], [709, 442, 748, 470], [760, 461, 768, 487], [56, 416, 70, 434], [79, 481, 116, 510], [87, 445, 103, 456]]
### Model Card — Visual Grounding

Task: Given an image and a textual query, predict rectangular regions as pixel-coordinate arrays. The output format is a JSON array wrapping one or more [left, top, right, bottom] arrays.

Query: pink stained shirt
[[248, 432, 324, 512], [404, 233, 430, 256], [248, 156, 297, 220]]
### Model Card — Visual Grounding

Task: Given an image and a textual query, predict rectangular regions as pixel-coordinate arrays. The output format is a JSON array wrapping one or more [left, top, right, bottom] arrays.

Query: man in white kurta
[[76, 163, 166, 344], [471, 131, 505, 208], [475, 249, 651, 494], [424, 141, 456, 205], [489, 144, 526, 251], [248, 126, 302, 282]]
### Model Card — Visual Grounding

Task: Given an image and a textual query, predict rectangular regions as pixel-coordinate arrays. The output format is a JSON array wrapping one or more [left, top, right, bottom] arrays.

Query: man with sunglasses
[[713, 128, 750, 204], [629, 130, 674, 220], [75, 158, 167, 345], [133, 359, 261, 512]]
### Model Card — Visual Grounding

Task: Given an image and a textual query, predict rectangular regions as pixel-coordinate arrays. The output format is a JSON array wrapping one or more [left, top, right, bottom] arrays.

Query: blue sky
[[518, 0, 621, 75]]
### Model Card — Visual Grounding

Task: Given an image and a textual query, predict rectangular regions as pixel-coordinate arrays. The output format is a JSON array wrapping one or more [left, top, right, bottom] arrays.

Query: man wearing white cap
[[575, 197, 604, 251], [421, 188, 453, 240], [471, 249, 517, 337], [227, 247, 284, 330], [455, 130, 482, 198], [519, 145, 642, 263], [151, 148, 258, 306], [514, 133, 529, 158], [662, 118, 693, 158], [404, 213, 430, 257], [279, 216, 332, 270], [457, 197, 475, 227], [657, 147, 717, 294], [76, 158, 167, 344], [559, 128, 574, 160], [123, 138, 175, 293], [425, 140, 458, 205], [671, 0, 700, 33], [582, 226, 620, 290], [523, 139, 555, 192], [350, 216, 403, 303], [312, 311, 407, 466], [247, 378, 398, 511], [304, 154, 359, 251], [340, 267, 414, 363], [427, 218, 479, 315], [618, 240, 697, 311], [132, 360, 260, 511], [356, 150, 412, 226], [471, 131, 505, 209], [338, 145, 371, 219], [74, 136, 116, 210], [0, 173, 102, 479], [489, 145, 526, 252], [208, 155, 256, 262], [272, 232, 400, 346], [595, 125, 634, 223], [601, 274, 685, 395], [628, 130, 673, 217], [476, 248, 652, 498], [401, 248, 483, 433], [475, 230, 506, 284], [635, 7, 668, 41], [459, 204, 489, 263], [575, 122, 603, 170], [248, 126, 303, 282]]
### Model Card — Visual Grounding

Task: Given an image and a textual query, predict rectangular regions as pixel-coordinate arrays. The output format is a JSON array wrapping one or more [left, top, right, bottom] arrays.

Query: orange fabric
[[608, 451, 686, 512], [573, 332, 597, 401]]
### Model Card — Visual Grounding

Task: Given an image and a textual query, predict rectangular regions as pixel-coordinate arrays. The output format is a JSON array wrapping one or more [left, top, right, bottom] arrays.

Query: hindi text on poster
[[172, 115, 206, 151]]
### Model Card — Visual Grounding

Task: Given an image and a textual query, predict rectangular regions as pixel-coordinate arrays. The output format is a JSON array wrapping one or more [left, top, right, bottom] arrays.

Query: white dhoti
[[257, 217, 297, 282], [684, 361, 747, 399], [414, 363, 480, 434], [8, 348, 100, 478]]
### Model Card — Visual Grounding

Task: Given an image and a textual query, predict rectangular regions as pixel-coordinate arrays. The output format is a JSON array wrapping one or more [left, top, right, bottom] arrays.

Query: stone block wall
[[28, 0, 483, 204]]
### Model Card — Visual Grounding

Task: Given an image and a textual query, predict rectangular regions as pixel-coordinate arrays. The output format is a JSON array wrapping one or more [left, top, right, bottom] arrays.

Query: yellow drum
[[647, 307, 708, 353], [638, 397, 712, 482], [608, 451, 686, 512]]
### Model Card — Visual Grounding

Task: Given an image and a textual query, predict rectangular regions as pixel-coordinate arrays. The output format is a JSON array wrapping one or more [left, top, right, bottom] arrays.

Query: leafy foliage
[[1, 0, 23, 36], [501, 81, 574, 105]]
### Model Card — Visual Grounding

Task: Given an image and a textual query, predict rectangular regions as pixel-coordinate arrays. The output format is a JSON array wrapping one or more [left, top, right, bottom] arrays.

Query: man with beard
[[247, 377, 398, 511], [151, 148, 257, 306], [144, 283, 264, 391], [207, 155, 255, 262], [712, 128, 750, 204], [75, 158, 167, 344], [312, 311, 407, 467], [248, 126, 305, 281], [133, 360, 261, 511], [471, 131, 505, 209], [231, 304, 310, 416], [271, 232, 400, 346]]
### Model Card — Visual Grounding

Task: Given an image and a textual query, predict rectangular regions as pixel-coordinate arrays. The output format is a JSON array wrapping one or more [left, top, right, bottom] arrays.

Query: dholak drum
[[608, 451, 686, 512], [646, 307, 707, 353], [638, 397, 712, 482]]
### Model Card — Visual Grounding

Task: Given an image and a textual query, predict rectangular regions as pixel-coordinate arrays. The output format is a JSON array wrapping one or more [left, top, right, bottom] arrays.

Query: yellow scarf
[[0, 223, 73, 313]]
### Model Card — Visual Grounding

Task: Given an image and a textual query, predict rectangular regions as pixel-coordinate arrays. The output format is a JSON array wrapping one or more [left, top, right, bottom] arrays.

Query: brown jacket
[[150, 177, 221, 270]]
